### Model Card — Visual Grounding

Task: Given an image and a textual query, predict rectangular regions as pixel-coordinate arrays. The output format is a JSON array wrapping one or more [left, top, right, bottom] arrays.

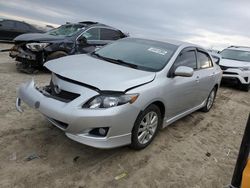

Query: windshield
[[47, 24, 83, 37], [93, 38, 178, 72], [220, 49, 250, 62]]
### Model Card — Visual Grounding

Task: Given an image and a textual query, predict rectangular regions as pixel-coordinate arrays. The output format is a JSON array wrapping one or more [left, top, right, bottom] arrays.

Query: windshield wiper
[[91, 52, 138, 69]]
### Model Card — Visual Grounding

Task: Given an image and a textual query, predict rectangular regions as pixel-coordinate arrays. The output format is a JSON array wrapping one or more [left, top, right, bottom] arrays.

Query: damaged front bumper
[[10, 45, 36, 61], [10, 45, 45, 68], [16, 79, 140, 148]]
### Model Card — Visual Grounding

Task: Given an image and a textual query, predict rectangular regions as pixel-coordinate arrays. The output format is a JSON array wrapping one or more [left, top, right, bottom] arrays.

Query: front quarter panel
[[44, 39, 75, 55]]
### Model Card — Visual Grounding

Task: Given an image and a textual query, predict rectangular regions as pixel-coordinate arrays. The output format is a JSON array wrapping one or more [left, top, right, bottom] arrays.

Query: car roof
[[226, 46, 250, 52], [128, 37, 201, 49], [65, 21, 121, 31], [0, 19, 28, 24]]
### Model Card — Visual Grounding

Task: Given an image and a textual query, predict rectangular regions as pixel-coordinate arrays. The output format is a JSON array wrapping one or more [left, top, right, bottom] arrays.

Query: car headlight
[[239, 67, 250, 71], [83, 94, 139, 109], [26, 43, 50, 51]]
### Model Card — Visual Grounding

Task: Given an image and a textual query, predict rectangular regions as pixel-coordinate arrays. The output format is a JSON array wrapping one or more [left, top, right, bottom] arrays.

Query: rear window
[[100, 28, 122, 40], [1, 20, 15, 28]]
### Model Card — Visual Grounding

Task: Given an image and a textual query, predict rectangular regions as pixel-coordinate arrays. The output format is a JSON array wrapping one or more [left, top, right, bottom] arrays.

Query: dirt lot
[[0, 43, 249, 188]]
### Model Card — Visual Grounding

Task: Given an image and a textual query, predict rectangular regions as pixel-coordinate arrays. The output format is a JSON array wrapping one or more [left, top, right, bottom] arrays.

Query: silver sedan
[[16, 38, 222, 149]]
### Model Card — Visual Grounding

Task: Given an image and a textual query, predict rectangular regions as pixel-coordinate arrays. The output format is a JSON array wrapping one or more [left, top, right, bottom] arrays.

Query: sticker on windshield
[[148, 47, 168, 55]]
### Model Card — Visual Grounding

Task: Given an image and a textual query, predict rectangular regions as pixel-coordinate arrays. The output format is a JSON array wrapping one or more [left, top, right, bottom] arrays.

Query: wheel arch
[[151, 101, 166, 120], [214, 83, 219, 92], [135, 100, 166, 129]]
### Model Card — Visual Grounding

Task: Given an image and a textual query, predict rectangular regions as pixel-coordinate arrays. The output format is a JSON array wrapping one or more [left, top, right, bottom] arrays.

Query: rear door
[[195, 49, 215, 104], [165, 48, 200, 118]]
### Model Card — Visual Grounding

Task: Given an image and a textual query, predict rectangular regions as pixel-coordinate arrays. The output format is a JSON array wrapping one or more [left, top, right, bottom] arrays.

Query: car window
[[82, 28, 100, 40], [197, 51, 213, 69], [220, 49, 250, 62], [15, 22, 30, 31], [100, 28, 122, 40], [173, 50, 197, 70], [47, 24, 83, 37], [1, 20, 15, 29]]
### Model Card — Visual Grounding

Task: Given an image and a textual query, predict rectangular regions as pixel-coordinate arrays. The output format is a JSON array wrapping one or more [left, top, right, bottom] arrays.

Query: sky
[[0, 0, 250, 50]]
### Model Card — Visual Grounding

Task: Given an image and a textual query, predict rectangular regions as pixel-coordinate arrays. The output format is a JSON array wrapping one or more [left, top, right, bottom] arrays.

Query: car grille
[[223, 72, 238, 75], [46, 81, 80, 102]]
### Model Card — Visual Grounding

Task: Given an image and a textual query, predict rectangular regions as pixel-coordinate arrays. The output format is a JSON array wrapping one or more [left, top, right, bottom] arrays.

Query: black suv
[[9, 21, 127, 73]]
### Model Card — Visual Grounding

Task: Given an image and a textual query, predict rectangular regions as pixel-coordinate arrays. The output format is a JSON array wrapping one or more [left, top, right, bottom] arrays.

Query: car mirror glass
[[78, 36, 87, 44], [213, 58, 220, 65]]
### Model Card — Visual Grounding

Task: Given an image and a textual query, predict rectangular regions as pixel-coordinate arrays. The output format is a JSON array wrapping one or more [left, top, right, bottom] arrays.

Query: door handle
[[195, 76, 200, 82], [209, 72, 215, 77]]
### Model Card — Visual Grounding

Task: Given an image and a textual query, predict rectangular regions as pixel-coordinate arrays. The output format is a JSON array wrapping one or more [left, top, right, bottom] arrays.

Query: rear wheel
[[201, 87, 217, 112], [130, 104, 162, 150]]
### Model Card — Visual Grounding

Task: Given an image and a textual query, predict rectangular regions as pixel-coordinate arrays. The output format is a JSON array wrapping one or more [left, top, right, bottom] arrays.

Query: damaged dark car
[[9, 21, 127, 73]]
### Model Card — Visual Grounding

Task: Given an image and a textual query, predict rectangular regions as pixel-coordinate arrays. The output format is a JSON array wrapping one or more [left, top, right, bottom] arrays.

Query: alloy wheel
[[137, 111, 158, 144], [207, 90, 215, 110]]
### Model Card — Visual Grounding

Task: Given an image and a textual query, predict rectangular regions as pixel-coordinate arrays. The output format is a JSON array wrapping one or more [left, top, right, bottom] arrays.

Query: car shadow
[[220, 80, 243, 91]]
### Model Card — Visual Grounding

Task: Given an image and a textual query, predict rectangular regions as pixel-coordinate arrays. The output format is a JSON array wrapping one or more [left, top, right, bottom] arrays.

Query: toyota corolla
[[16, 38, 222, 149]]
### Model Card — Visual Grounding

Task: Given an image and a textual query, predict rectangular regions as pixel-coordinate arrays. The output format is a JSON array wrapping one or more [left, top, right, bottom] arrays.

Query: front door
[[164, 48, 200, 119]]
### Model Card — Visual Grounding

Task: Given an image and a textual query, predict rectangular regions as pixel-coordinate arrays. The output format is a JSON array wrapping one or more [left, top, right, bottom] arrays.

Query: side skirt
[[162, 100, 206, 128]]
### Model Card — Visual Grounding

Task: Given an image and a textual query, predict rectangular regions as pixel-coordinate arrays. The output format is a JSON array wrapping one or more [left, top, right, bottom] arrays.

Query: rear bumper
[[16, 79, 140, 148], [222, 69, 250, 84]]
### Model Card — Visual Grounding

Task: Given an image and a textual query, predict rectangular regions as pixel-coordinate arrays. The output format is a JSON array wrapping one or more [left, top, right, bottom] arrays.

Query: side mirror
[[213, 58, 220, 65], [174, 66, 194, 77], [78, 36, 87, 44]]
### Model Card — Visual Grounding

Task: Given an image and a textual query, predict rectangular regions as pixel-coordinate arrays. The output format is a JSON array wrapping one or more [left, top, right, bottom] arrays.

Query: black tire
[[240, 83, 250, 92], [200, 87, 217, 112], [130, 104, 162, 150], [46, 51, 68, 61]]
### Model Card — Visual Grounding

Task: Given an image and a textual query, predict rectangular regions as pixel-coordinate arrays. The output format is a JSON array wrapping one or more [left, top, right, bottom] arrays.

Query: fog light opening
[[89, 127, 109, 137], [99, 128, 107, 136]]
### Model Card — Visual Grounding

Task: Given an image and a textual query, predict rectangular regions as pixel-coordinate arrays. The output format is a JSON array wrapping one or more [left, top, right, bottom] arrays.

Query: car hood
[[220, 58, 250, 67], [45, 54, 156, 91], [14, 33, 65, 42]]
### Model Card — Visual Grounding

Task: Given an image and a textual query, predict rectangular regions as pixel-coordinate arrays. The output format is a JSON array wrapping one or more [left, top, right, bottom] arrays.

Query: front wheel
[[201, 87, 217, 112], [130, 104, 162, 150], [241, 83, 250, 92], [46, 51, 68, 62]]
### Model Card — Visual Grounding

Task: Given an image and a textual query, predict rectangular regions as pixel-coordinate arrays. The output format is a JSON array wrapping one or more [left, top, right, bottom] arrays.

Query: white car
[[219, 46, 250, 91]]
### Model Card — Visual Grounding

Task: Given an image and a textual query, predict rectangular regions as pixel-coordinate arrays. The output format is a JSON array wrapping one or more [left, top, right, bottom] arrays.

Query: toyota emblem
[[54, 85, 61, 94]]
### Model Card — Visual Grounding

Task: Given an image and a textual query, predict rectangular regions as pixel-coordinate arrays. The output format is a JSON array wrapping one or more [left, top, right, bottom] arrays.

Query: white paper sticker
[[148, 47, 168, 55]]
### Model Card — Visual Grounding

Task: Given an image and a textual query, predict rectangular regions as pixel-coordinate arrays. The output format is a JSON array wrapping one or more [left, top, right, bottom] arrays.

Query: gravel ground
[[0, 43, 249, 188]]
